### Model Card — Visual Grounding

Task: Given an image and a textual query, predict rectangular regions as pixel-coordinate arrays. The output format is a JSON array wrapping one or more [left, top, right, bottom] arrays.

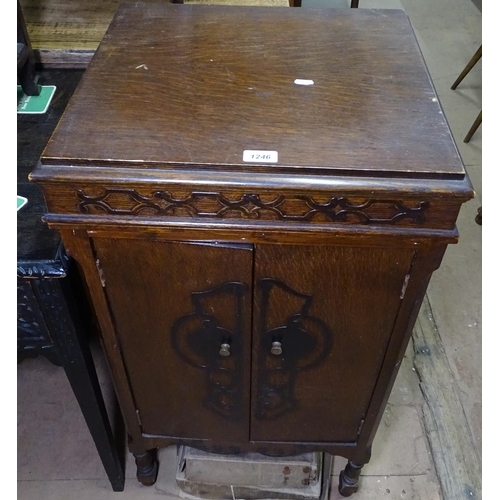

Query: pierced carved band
[[76, 188, 429, 225]]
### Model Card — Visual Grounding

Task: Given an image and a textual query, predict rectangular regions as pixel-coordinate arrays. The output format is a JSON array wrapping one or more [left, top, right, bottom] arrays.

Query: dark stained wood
[[353, 244, 447, 464], [250, 245, 414, 442], [58, 229, 145, 451], [40, 4, 465, 179], [30, 4, 474, 492], [338, 461, 362, 497], [134, 449, 159, 486], [33, 176, 468, 231], [92, 238, 254, 443], [53, 220, 463, 250]]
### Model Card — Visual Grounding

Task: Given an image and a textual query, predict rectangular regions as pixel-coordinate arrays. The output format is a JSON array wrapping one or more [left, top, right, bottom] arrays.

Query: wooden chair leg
[[464, 110, 482, 143], [451, 45, 482, 90]]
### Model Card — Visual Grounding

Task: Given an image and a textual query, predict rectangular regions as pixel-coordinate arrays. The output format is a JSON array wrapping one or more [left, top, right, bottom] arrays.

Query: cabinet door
[[251, 244, 415, 443], [92, 238, 253, 443]]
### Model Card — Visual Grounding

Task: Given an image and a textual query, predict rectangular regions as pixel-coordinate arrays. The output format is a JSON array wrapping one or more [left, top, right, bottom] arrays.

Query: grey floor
[[17, 0, 482, 499]]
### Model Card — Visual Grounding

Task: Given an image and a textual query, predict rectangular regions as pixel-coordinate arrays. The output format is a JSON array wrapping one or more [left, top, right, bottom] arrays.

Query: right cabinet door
[[250, 244, 415, 443]]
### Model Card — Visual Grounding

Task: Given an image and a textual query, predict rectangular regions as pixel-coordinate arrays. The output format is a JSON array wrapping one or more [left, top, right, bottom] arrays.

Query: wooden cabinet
[[92, 239, 413, 445], [31, 4, 474, 496]]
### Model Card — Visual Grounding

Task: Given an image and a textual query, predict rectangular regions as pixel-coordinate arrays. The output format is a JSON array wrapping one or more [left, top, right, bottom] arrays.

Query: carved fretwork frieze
[[75, 188, 429, 225]]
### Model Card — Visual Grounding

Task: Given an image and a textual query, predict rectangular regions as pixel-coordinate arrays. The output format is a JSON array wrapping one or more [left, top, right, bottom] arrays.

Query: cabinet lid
[[41, 4, 465, 180]]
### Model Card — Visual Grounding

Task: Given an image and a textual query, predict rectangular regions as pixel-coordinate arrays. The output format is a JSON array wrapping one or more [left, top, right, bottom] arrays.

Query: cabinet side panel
[[251, 244, 414, 442], [92, 238, 253, 443]]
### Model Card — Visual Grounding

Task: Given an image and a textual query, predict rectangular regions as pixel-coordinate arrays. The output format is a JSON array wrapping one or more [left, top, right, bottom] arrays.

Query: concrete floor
[[17, 0, 482, 499]]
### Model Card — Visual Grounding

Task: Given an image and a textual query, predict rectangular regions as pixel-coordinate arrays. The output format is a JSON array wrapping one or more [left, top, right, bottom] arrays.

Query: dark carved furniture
[[17, 1, 40, 96], [31, 5, 473, 496], [18, 70, 125, 492]]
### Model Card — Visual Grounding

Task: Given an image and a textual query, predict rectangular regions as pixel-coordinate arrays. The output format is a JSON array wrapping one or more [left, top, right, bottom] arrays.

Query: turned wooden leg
[[134, 449, 159, 486], [339, 461, 363, 497], [475, 206, 482, 225]]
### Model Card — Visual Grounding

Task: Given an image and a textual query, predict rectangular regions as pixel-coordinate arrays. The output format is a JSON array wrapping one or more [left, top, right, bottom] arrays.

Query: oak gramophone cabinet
[[31, 4, 473, 496]]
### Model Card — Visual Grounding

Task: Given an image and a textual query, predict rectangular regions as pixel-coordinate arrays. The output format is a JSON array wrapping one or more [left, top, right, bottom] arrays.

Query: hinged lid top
[[41, 3, 465, 179]]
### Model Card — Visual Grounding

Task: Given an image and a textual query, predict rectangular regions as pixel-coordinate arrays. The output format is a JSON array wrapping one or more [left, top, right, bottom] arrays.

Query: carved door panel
[[250, 244, 415, 443], [92, 238, 253, 443]]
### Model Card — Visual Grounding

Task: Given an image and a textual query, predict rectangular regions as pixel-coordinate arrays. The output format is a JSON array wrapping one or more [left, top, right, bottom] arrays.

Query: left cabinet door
[[92, 238, 253, 443]]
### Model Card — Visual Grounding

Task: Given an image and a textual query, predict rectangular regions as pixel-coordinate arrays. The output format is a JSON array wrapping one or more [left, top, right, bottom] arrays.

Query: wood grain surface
[[41, 4, 464, 178], [28, 3, 474, 486], [250, 244, 415, 442], [92, 237, 254, 442], [19, 0, 288, 51]]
